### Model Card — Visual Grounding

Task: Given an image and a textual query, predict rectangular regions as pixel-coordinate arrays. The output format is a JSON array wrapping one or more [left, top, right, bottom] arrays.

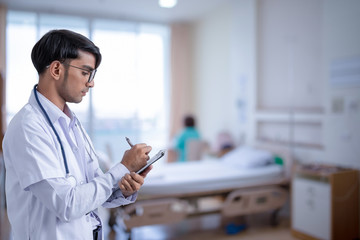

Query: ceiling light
[[159, 0, 177, 8]]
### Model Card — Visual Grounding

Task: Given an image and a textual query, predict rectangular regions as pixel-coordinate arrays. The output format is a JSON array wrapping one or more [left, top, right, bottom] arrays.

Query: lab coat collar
[[29, 88, 74, 127]]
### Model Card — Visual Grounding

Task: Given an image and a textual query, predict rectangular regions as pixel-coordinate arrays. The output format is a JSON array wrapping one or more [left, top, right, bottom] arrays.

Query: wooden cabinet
[[291, 166, 359, 240]]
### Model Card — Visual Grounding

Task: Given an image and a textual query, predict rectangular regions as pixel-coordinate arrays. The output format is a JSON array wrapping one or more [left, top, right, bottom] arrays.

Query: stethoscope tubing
[[33, 84, 70, 175]]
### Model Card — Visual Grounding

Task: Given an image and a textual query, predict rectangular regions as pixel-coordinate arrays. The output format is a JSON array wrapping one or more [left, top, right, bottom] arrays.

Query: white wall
[[192, 0, 257, 148], [323, 0, 360, 169], [191, 0, 360, 169], [256, 0, 325, 165]]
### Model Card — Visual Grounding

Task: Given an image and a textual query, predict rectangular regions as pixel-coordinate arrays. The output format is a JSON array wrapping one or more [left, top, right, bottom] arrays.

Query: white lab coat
[[3, 89, 136, 240]]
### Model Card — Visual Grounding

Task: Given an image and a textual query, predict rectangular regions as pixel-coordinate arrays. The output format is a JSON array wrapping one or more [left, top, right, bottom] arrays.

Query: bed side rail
[[119, 198, 188, 230], [221, 186, 288, 217]]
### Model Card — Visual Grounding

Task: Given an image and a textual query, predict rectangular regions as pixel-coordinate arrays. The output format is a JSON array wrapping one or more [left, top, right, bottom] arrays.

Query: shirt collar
[[29, 88, 76, 128]]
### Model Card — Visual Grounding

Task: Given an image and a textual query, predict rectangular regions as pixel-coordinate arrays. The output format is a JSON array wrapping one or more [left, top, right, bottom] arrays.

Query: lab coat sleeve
[[79, 125, 138, 208], [28, 162, 133, 222], [91, 159, 138, 208], [95, 164, 138, 208], [102, 187, 137, 208]]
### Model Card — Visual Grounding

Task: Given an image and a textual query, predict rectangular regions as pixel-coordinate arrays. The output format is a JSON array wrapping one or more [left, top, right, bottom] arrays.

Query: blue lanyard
[[33, 84, 70, 175]]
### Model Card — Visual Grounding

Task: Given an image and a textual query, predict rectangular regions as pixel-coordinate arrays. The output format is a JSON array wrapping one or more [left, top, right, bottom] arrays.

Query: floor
[[110, 211, 298, 240], [1, 206, 298, 240]]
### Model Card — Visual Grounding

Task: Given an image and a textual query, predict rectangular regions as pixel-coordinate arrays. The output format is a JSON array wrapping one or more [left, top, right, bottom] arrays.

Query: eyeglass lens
[[89, 69, 97, 83]]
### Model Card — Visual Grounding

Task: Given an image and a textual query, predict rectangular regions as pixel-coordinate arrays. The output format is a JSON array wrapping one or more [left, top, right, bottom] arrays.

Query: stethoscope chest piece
[[66, 174, 77, 187]]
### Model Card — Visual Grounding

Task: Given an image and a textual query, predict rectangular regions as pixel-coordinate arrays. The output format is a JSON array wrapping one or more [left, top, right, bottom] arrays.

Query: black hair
[[31, 29, 102, 74], [184, 115, 196, 127]]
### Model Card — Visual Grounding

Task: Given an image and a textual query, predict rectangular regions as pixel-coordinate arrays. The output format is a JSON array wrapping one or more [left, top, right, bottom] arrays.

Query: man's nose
[[86, 80, 94, 88]]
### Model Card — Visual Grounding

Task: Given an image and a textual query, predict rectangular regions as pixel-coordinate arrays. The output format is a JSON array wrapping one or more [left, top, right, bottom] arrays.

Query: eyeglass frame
[[61, 63, 97, 83]]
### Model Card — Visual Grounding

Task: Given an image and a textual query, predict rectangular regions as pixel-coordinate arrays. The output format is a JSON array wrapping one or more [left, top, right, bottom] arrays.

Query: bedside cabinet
[[291, 166, 359, 240]]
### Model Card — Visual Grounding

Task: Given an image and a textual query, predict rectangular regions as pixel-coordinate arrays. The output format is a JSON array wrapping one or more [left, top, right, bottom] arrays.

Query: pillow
[[220, 146, 274, 168]]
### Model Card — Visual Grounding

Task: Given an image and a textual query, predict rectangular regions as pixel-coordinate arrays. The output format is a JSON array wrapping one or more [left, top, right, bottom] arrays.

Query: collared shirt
[[3, 89, 136, 240]]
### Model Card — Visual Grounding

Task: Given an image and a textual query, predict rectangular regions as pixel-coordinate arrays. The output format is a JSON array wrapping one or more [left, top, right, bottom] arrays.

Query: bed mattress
[[140, 160, 284, 196]]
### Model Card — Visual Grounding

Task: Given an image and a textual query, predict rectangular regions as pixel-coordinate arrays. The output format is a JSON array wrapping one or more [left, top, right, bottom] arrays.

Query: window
[[6, 10, 170, 164], [6, 11, 37, 119]]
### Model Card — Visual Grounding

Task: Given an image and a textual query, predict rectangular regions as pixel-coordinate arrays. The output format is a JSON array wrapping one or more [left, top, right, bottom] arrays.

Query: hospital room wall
[[322, 1, 360, 169], [191, 0, 257, 149], [190, 0, 360, 170], [321, 4, 360, 233]]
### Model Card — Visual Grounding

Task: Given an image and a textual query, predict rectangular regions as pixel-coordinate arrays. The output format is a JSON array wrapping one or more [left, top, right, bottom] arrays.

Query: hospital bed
[[118, 144, 292, 234]]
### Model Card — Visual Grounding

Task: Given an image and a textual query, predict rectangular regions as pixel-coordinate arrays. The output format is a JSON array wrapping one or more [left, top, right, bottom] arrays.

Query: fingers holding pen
[[121, 138, 152, 172], [130, 143, 152, 160], [126, 137, 152, 161]]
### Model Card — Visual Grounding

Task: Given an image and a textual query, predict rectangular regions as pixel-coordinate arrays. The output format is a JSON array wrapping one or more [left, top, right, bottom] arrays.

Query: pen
[[125, 137, 134, 147]]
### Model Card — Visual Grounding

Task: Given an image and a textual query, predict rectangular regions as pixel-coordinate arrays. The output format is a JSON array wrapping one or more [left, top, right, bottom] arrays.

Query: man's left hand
[[118, 165, 153, 197]]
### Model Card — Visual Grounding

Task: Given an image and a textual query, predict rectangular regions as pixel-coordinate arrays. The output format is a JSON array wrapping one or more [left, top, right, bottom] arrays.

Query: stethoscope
[[33, 84, 96, 186]]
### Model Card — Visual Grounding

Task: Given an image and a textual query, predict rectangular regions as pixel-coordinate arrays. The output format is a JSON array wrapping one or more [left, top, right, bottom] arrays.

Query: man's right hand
[[121, 143, 152, 172]]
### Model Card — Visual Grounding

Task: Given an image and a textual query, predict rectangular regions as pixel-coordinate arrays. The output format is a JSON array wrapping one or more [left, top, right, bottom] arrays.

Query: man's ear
[[48, 61, 62, 80]]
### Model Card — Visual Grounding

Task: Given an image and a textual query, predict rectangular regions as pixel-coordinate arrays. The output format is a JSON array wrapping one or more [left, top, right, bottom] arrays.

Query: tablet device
[[136, 149, 166, 174]]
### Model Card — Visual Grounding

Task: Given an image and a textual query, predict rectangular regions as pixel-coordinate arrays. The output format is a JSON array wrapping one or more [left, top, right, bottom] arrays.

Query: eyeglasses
[[62, 63, 97, 83]]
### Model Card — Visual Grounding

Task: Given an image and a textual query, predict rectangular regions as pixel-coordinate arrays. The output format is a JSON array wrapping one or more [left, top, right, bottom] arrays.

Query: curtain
[[169, 23, 194, 139]]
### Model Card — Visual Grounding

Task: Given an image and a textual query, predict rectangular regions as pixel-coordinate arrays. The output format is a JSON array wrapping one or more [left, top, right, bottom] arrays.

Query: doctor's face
[[59, 50, 96, 104]]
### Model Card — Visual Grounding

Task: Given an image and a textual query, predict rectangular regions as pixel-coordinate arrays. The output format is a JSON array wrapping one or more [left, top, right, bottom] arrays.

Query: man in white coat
[[3, 29, 153, 240]]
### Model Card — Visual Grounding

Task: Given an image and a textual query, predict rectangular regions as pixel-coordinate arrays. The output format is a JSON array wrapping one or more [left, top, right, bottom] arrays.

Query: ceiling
[[0, 0, 231, 23]]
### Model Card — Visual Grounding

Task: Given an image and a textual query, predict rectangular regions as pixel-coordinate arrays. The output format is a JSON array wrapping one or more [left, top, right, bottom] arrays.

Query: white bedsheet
[[140, 160, 284, 195]]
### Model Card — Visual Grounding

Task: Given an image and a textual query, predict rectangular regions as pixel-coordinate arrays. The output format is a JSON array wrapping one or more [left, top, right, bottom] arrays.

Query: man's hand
[[118, 165, 153, 197], [121, 143, 152, 172]]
